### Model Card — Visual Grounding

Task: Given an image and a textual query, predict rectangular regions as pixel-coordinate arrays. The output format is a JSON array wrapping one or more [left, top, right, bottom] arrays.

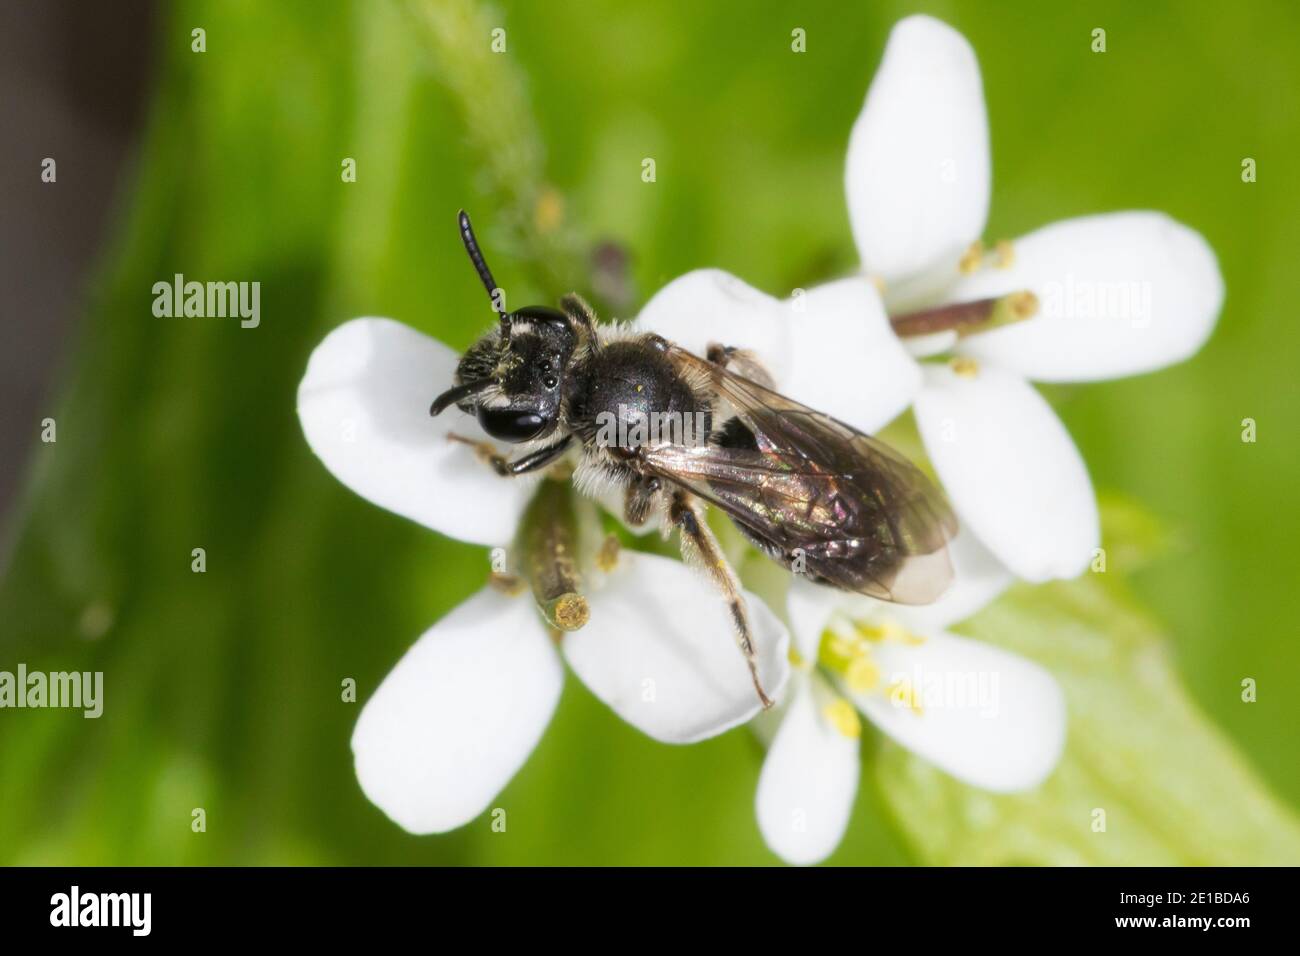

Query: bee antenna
[[430, 377, 492, 417], [458, 210, 511, 341]]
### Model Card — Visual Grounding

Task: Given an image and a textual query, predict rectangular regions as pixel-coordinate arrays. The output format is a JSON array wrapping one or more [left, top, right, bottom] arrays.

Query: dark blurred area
[[0, 0, 154, 531]]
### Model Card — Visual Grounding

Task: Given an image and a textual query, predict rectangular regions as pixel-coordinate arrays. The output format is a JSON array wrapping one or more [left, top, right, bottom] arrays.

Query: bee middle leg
[[667, 489, 774, 709], [623, 475, 660, 526]]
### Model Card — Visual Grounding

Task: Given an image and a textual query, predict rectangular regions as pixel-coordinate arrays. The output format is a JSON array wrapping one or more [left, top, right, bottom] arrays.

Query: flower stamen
[[994, 238, 1015, 269], [886, 679, 925, 716], [822, 697, 862, 738], [958, 240, 984, 274], [845, 655, 881, 693], [889, 289, 1037, 340]]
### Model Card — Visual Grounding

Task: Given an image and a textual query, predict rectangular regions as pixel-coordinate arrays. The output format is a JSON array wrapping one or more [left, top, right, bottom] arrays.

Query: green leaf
[[876, 541, 1300, 865]]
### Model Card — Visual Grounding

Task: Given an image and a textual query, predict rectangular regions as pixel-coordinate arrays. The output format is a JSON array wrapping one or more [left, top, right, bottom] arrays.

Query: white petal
[[914, 363, 1099, 581], [846, 15, 991, 285], [634, 269, 794, 383], [352, 586, 562, 834], [785, 576, 836, 662], [852, 630, 1065, 792], [563, 551, 790, 743], [949, 212, 1224, 382], [786, 279, 922, 432], [896, 528, 1011, 631], [297, 318, 533, 546], [756, 677, 859, 865], [902, 329, 959, 359]]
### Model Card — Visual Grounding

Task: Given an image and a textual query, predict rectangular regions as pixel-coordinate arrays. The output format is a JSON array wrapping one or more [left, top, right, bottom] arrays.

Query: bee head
[[431, 210, 590, 442], [430, 306, 577, 443]]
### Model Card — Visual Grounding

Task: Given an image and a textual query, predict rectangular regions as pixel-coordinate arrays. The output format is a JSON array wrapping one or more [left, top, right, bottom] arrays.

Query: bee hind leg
[[668, 489, 774, 709], [705, 343, 775, 390]]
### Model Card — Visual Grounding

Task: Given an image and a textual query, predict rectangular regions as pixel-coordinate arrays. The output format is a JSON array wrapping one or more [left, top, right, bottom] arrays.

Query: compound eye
[[477, 405, 548, 442]]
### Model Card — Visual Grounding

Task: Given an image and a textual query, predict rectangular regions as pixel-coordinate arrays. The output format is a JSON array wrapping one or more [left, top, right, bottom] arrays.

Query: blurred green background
[[1, 0, 1298, 865]]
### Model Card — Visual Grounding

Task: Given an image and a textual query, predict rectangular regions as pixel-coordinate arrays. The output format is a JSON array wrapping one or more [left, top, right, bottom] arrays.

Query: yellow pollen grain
[[869, 274, 887, 293], [994, 239, 1016, 269], [846, 655, 881, 693], [958, 240, 984, 274], [950, 356, 980, 379], [822, 698, 862, 739], [887, 680, 924, 716]]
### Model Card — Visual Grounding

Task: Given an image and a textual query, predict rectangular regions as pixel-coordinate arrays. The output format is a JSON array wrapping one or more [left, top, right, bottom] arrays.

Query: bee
[[432, 212, 958, 707]]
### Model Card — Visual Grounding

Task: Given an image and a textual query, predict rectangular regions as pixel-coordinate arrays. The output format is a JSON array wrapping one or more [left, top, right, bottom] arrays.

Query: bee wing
[[641, 346, 958, 604]]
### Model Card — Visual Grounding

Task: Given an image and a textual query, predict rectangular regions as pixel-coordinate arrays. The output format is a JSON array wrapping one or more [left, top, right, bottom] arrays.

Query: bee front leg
[[668, 489, 774, 709], [449, 433, 572, 476]]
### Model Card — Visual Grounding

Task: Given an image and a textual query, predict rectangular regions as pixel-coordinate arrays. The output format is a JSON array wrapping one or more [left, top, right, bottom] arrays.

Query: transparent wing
[[641, 346, 957, 604]]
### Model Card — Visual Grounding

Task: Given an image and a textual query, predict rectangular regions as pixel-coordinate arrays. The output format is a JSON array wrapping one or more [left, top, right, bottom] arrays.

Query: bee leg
[[624, 475, 660, 526], [448, 433, 572, 476], [705, 343, 775, 390], [668, 490, 774, 709]]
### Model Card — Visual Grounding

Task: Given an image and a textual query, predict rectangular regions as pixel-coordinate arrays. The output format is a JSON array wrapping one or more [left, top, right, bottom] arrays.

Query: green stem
[[407, 0, 587, 298]]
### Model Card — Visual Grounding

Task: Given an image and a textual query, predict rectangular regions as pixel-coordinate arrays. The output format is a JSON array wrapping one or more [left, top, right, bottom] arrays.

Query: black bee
[[431, 212, 958, 707]]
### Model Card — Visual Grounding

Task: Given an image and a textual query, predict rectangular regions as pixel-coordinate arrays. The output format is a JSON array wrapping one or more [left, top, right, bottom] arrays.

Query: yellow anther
[[950, 356, 980, 378], [828, 634, 859, 660], [852, 620, 881, 642], [595, 534, 621, 573], [994, 239, 1016, 269], [887, 619, 926, 646], [886, 679, 924, 716], [488, 572, 526, 595], [1008, 289, 1039, 320], [822, 698, 862, 739], [958, 240, 984, 275], [551, 593, 590, 631], [845, 655, 881, 693], [869, 274, 887, 294]]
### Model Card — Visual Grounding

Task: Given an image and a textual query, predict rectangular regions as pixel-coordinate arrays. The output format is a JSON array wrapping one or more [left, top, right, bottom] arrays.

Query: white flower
[[634, 274, 1064, 865], [640, 16, 1224, 584], [840, 14, 1224, 581], [756, 532, 1066, 865], [297, 317, 789, 833]]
